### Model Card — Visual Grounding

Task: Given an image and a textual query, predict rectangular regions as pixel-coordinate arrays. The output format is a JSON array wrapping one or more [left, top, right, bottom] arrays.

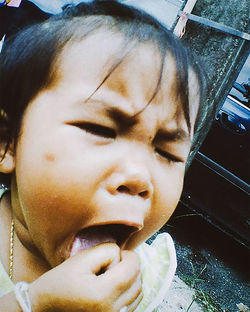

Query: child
[[0, 1, 212, 311]]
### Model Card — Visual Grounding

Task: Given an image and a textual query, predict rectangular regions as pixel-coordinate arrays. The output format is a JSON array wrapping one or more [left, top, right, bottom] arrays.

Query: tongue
[[70, 227, 116, 257]]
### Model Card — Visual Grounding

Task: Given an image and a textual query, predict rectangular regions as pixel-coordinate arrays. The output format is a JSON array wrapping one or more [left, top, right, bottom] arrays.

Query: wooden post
[[173, 0, 198, 37]]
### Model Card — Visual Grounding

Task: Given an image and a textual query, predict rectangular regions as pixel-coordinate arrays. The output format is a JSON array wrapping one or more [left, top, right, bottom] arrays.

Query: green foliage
[[180, 262, 228, 312], [195, 290, 227, 312]]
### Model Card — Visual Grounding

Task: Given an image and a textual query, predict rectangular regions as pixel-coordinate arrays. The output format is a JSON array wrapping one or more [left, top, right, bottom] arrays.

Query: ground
[[156, 203, 250, 312]]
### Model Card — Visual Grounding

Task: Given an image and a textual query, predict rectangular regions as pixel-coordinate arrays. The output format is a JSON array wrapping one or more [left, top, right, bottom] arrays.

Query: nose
[[107, 164, 153, 199]]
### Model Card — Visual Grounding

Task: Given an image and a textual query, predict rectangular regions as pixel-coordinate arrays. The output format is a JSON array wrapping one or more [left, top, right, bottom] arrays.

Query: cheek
[[19, 164, 95, 214], [128, 166, 185, 249], [16, 170, 99, 261], [145, 175, 183, 233], [16, 144, 116, 235], [153, 164, 184, 210], [15, 157, 89, 240]]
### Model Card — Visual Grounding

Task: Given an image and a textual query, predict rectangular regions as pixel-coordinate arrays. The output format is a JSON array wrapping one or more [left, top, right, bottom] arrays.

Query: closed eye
[[155, 147, 184, 163], [72, 122, 116, 139]]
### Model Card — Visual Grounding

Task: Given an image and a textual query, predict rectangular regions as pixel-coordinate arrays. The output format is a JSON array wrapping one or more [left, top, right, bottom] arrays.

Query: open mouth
[[70, 224, 138, 257]]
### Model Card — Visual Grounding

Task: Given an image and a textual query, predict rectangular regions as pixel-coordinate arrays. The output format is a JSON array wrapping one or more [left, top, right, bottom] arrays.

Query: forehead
[[52, 30, 199, 131]]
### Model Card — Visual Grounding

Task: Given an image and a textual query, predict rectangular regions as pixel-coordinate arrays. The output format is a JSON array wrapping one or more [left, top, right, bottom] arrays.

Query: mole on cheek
[[44, 153, 55, 162]]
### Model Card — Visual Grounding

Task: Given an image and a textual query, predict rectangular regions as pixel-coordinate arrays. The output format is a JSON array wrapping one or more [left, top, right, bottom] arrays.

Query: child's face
[[10, 31, 200, 267]]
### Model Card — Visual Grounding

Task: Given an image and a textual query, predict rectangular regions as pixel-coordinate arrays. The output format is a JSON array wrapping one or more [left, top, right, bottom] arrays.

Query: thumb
[[70, 243, 121, 275]]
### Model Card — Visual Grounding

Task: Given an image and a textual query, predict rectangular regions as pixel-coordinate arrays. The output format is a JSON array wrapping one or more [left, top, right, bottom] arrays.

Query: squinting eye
[[74, 122, 116, 139], [155, 147, 183, 164]]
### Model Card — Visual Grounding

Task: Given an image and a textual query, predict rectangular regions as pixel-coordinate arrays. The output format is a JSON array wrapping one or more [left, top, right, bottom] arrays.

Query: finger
[[66, 242, 121, 275], [101, 250, 141, 293], [114, 273, 142, 311]]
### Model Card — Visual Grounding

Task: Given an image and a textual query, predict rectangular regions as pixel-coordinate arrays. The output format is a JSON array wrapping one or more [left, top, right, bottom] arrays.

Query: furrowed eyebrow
[[84, 95, 138, 126], [155, 128, 191, 143], [83, 96, 191, 142], [107, 105, 191, 143], [107, 106, 138, 126]]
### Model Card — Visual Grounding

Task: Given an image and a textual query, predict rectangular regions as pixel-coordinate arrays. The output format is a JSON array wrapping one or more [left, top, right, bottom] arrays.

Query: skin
[[0, 30, 200, 311]]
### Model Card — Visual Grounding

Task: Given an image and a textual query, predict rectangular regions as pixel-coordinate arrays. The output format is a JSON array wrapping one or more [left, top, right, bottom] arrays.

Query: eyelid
[[69, 122, 116, 139], [155, 147, 184, 163]]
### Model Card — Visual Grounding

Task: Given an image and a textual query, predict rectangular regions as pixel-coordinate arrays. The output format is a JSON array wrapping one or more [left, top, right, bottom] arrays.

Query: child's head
[[0, 0, 212, 267]]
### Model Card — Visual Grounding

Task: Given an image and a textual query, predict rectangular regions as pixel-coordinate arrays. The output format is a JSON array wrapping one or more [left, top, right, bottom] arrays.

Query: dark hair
[[0, 0, 211, 163]]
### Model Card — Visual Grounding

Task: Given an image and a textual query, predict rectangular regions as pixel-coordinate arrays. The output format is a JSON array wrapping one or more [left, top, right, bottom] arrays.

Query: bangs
[[0, 0, 202, 156]]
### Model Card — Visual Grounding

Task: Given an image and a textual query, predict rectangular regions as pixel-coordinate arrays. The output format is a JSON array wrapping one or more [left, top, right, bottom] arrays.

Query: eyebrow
[[85, 92, 136, 116], [84, 97, 191, 142], [108, 107, 191, 143], [107, 106, 138, 126]]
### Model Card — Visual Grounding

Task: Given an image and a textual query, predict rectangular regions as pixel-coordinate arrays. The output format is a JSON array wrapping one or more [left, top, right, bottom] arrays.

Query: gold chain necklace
[[9, 219, 14, 280]]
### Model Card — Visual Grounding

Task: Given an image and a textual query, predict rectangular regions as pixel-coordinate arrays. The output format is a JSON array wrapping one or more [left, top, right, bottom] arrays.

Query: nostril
[[117, 185, 150, 198], [116, 182, 151, 198], [117, 185, 130, 193], [139, 190, 149, 198]]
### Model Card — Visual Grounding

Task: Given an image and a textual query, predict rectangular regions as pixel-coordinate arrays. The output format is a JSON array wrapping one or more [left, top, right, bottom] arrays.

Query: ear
[[0, 143, 15, 174]]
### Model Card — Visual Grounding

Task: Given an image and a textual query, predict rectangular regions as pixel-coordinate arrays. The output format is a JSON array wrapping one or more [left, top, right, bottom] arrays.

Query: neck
[[0, 192, 49, 283]]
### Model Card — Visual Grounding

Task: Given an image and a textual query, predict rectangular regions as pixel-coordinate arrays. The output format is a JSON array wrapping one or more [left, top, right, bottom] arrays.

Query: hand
[[29, 243, 142, 312]]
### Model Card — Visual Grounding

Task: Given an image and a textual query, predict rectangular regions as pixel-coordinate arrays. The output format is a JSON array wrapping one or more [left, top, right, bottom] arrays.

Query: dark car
[[181, 56, 250, 247]]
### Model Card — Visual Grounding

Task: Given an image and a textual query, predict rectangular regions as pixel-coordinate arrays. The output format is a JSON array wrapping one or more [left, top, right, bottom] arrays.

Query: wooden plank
[[173, 0, 198, 37]]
